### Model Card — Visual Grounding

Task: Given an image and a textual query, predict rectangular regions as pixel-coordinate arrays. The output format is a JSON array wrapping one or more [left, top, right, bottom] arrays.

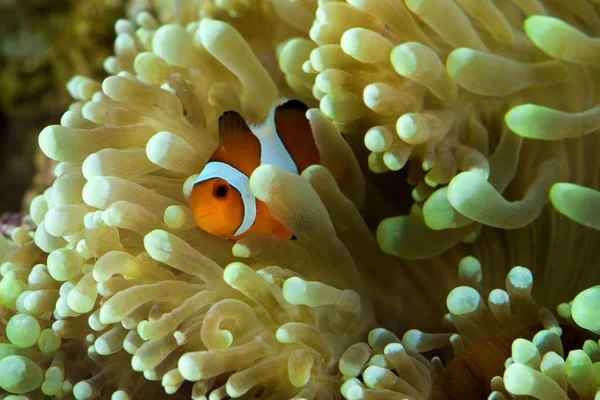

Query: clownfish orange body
[[190, 100, 320, 240]]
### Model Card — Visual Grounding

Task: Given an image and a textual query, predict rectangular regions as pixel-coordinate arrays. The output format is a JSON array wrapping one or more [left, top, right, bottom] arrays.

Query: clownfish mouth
[[195, 212, 212, 220]]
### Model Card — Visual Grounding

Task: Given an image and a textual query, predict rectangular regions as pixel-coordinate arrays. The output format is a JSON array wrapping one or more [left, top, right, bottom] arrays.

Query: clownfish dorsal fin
[[277, 99, 309, 113], [273, 99, 320, 173], [212, 110, 261, 177], [218, 110, 256, 144]]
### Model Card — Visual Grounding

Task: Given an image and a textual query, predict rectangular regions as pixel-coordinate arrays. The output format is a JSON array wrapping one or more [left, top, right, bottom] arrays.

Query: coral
[[0, 0, 128, 214]]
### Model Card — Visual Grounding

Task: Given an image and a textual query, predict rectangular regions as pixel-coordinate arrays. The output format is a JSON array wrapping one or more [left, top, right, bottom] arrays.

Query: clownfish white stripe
[[252, 111, 299, 174], [195, 161, 257, 236]]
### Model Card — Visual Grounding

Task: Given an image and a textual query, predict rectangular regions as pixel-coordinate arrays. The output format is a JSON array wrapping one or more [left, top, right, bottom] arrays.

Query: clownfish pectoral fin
[[270, 223, 293, 240]]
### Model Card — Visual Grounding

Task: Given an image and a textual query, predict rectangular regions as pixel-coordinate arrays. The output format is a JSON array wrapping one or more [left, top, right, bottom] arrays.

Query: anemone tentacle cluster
[[341, 257, 600, 400], [0, 8, 415, 399], [278, 0, 600, 263], [2, 0, 600, 399]]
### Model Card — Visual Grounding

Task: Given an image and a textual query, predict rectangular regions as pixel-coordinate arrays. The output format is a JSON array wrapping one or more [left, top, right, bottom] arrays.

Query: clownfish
[[190, 100, 321, 240]]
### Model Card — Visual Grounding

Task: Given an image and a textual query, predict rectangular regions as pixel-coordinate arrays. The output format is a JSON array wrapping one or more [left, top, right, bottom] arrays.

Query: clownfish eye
[[214, 183, 229, 199]]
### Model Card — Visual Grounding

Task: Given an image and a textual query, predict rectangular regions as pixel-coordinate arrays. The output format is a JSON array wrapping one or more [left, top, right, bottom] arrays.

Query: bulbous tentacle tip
[[38, 126, 63, 162], [505, 104, 600, 141], [198, 18, 226, 44], [151, 24, 196, 68], [550, 182, 600, 231], [571, 286, 600, 335], [301, 164, 337, 195], [249, 164, 280, 203], [524, 15, 600, 66], [0, 355, 44, 394]]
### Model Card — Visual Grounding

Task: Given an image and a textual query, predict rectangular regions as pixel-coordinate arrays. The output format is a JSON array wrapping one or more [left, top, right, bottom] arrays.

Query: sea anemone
[[277, 3, 600, 396], [0, 4, 435, 398], [2, 0, 600, 399], [340, 257, 591, 400], [279, 0, 600, 262]]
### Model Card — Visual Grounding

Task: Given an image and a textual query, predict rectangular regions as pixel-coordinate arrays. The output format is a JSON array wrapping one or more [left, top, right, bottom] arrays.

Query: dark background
[[0, 0, 126, 214]]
